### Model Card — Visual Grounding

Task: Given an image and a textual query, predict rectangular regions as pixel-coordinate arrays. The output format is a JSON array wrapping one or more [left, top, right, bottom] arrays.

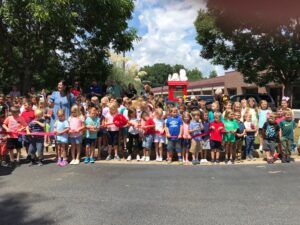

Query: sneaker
[[29, 160, 37, 166], [216, 160, 220, 164], [258, 145, 263, 153], [141, 156, 146, 161], [136, 155, 141, 161], [281, 157, 287, 163], [156, 157, 160, 162], [126, 155, 132, 161], [200, 159, 205, 163], [1, 160, 8, 167], [246, 156, 251, 161], [70, 159, 75, 165], [227, 160, 232, 165], [37, 160, 44, 166], [192, 160, 198, 165], [84, 157, 90, 164], [114, 155, 121, 161], [74, 159, 80, 165], [90, 157, 95, 163], [60, 160, 68, 167], [231, 159, 235, 164], [286, 155, 291, 163], [158, 157, 163, 162], [56, 159, 62, 166], [251, 156, 256, 161], [196, 159, 200, 164], [178, 159, 183, 165], [225, 159, 229, 164], [106, 155, 112, 161], [145, 156, 150, 162]]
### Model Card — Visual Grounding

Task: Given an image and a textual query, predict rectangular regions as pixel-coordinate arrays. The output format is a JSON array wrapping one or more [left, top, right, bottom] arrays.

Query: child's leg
[[229, 142, 235, 160], [61, 144, 67, 161], [85, 145, 90, 158], [9, 149, 14, 162], [155, 142, 159, 158], [127, 134, 133, 156], [76, 144, 81, 160], [113, 144, 118, 157], [211, 149, 215, 161], [16, 148, 21, 162], [90, 145, 95, 158], [159, 142, 163, 159], [107, 145, 112, 156], [224, 142, 230, 161], [216, 150, 220, 160], [97, 137, 102, 158], [57, 144, 62, 160], [71, 143, 76, 160]]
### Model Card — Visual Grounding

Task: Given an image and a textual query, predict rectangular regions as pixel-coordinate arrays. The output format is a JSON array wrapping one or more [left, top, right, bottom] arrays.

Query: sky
[[127, 0, 225, 77]]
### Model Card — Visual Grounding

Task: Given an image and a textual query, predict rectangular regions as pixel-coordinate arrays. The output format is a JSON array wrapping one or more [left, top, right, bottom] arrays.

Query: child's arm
[[165, 127, 171, 138], [58, 127, 70, 135], [26, 126, 30, 134], [33, 120, 45, 128], [178, 125, 183, 138]]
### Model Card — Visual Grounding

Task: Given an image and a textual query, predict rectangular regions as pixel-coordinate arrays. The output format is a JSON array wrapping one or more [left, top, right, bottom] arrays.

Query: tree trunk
[[20, 67, 32, 96]]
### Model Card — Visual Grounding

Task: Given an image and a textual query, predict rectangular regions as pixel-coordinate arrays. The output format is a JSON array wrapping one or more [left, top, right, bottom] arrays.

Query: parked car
[[230, 94, 276, 111], [187, 95, 214, 103]]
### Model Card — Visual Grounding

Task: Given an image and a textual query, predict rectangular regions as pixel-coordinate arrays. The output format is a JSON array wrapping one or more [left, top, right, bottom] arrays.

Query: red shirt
[[21, 110, 35, 125], [209, 121, 224, 142], [144, 118, 155, 135]]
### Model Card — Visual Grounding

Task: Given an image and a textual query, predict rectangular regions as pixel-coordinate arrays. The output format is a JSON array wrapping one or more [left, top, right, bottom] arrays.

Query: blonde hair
[[224, 109, 234, 120], [71, 105, 81, 117], [233, 101, 241, 112], [182, 111, 191, 122], [35, 109, 43, 118], [57, 109, 65, 116], [109, 102, 118, 111], [155, 108, 163, 117], [101, 96, 109, 105], [214, 111, 221, 118], [191, 110, 201, 117]]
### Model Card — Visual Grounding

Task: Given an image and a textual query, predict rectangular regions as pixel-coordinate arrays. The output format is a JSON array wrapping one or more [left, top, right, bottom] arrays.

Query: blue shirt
[[85, 117, 100, 139], [189, 120, 203, 141], [29, 119, 45, 141], [54, 120, 69, 143], [166, 116, 182, 140], [258, 109, 271, 129], [89, 85, 102, 95]]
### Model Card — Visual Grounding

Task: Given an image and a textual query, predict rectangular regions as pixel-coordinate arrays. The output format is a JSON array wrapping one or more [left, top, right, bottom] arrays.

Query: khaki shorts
[[189, 139, 202, 153]]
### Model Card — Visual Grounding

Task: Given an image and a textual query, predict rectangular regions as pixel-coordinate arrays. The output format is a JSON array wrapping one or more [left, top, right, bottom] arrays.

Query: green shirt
[[223, 119, 239, 142], [279, 120, 296, 141]]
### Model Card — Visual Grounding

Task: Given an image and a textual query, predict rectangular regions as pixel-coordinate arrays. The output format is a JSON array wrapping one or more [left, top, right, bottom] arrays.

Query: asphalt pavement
[[1, 162, 300, 225]]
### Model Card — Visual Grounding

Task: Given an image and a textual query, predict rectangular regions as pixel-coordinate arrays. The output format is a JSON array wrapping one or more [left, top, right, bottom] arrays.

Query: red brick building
[[152, 71, 290, 107]]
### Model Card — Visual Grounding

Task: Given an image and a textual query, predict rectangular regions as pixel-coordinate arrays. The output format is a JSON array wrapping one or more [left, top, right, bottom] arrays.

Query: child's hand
[[218, 127, 223, 131], [211, 126, 215, 130]]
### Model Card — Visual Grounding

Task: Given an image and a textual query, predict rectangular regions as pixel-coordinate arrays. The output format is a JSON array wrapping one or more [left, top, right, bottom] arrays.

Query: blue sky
[[127, 0, 225, 76]]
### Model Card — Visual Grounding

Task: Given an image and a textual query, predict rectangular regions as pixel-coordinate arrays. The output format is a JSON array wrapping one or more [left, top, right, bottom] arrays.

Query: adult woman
[[126, 83, 137, 99], [49, 80, 75, 130]]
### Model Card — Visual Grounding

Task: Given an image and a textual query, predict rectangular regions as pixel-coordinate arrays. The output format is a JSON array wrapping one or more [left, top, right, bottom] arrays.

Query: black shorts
[[210, 140, 222, 150], [97, 128, 108, 137], [85, 138, 96, 147], [7, 138, 23, 150], [107, 131, 119, 146]]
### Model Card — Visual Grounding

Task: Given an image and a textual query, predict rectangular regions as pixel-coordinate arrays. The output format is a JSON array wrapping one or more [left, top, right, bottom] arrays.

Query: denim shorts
[[181, 139, 191, 149], [142, 135, 154, 149], [167, 139, 182, 153], [69, 136, 83, 144], [154, 134, 165, 143]]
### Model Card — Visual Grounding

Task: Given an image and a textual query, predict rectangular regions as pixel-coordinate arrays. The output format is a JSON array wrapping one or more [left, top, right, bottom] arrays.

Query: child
[[279, 111, 296, 163], [105, 103, 120, 160], [153, 108, 165, 162], [223, 109, 239, 164], [247, 97, 258, 127], [0, 116, 8, 166], [209, 112, 224, 164], [208, 101, 219, 122], [258, 100, 272, 152], [165, 107, 183, 164], [127, 107, 141, 161], [201, 111, 210, 163], [182, 111, 191, 164], [69, 105, 85, 165], [189, 110, 204, 165], [262, 114, 280, 164], [84, 107, 100, 164], [26, 109, 45, 166], [244, 113, 257, 161], [234, 111, 245, 162], [3, 106, 27, 166], [54, 109, 69, 167], [21, 100, 36, 154], [141, 111, 155, 161]]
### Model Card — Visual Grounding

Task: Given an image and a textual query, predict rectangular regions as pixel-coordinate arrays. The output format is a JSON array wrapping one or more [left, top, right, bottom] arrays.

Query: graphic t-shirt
[[166, 116, 182, 140], [263, 121, 280, 141], [279, 120, 296, 141]]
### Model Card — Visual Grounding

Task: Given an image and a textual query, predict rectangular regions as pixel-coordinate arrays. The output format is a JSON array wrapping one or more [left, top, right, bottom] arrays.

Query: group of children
[[0, 92, 299, 167]]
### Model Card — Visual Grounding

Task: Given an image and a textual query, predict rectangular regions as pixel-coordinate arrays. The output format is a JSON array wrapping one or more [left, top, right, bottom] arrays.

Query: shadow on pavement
[[0, 165, 15, 176], [0, 193, 56, 225]]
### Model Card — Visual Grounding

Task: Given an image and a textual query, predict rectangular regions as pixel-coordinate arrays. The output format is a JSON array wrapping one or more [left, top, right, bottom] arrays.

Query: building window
[[227, 88, 237, 96], [243, 88, 258, 94]]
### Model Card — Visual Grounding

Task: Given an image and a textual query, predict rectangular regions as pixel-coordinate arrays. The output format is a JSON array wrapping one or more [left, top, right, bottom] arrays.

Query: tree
[[140, 63, 174, 87], [194, 0, 300, 96], [0, 0, 138, 93], [187, 68, 203, 81], [209, 70, 217, 78]]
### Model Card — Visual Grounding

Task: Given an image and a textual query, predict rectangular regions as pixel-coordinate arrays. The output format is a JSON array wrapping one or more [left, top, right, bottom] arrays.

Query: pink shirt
[[182, 122, 191, 139], [3, 116, 27, 138], [69, 116, 84, 138], [105, 112, 119, 131]]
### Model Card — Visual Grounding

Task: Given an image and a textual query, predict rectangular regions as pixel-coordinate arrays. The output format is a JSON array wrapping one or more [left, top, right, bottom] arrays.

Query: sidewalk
[[21, 147, 300, 166]]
